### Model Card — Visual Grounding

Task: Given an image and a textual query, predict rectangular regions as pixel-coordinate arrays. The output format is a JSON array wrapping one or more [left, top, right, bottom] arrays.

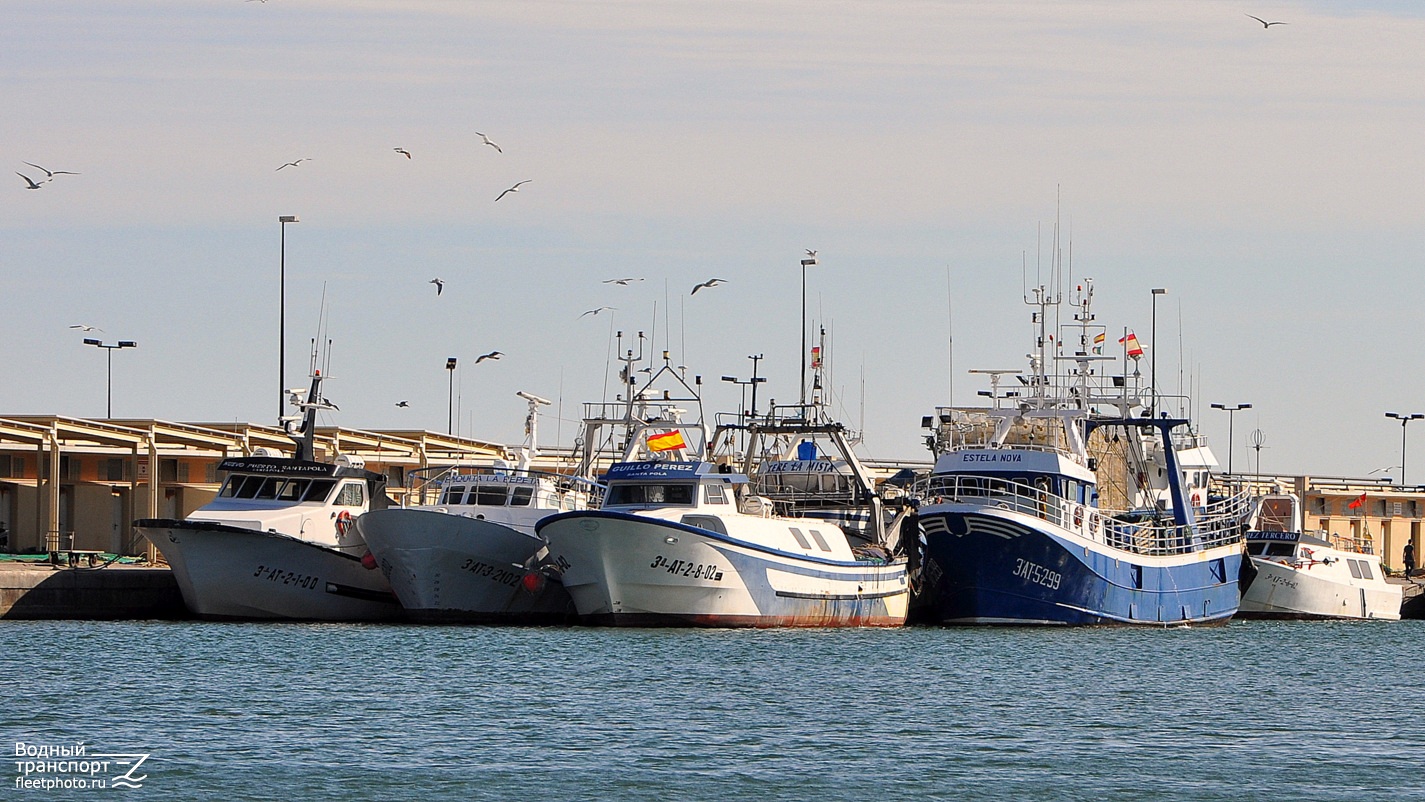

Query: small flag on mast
[[810, 346, 822, 369], [1092, 333, 1106, 354], [1348, 492, 1367, 510], [1119, 331, 1144, 358]]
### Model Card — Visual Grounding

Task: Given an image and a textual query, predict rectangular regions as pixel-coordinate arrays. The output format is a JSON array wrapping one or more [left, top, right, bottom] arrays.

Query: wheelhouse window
[[704, 484, 728, 505], [606, 483, 695, 506], [439, 485, 468, 505], [474, 485, 509, 506], [334, 482, 365, 507], [511, 486, 534, 506], [304, 480, 336, 503]]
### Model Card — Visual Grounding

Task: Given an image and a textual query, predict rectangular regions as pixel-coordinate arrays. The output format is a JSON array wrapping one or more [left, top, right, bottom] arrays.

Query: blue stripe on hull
[[919, 511, 1243, 626]]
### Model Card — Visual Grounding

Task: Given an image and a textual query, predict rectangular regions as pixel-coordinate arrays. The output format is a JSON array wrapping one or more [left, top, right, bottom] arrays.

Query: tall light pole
[[278, 215, 299, 421], [799, 254, 816, 408], [1150, 288, 1166, 417], [1210, 402, 1252, 474], [1385, 412, 1424, 486], [446, 357, 458, 435], [747, 353, 765, 420], [83, 339, 137, 418]]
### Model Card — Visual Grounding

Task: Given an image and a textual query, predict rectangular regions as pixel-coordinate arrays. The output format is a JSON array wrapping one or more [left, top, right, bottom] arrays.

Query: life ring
[[335, 510, 354, 535], [1072, 504, 1084, 529]]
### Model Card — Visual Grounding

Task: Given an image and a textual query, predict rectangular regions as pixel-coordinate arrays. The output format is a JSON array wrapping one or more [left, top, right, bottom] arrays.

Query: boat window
[[1357, 560, 1373, 580], [788, 527, 812, 549], [234, 476, 262, 499], [474, 485, 509, 506], [304, 479, 336, 503], [808, 529, 833, 552], [334, 482, 365, 507], [681, 515, 727, 535], [1247, 543, 1267, 556], [1347, 559, 1364, 579], [276, 479, 307, 501], [705, 484, 728, 505], [1263, 543, 1294, 558], [606, 483, 695, 505], [439, 485, 467, 505], [510, 486, 534, 506], [219, 476, 247, 498], [254, 478, 286, 499]]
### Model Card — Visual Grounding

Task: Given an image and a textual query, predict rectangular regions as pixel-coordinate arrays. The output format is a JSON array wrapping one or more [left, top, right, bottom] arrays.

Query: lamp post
[[1385, 412, 1424, 486], [1150, 288, 1166, 417], [446, 357, 458, 435], [278, 215, 299, 421], [1210, 402, 1252, 474], [83, 339, 137, 418], [800, 254, 816, 408]]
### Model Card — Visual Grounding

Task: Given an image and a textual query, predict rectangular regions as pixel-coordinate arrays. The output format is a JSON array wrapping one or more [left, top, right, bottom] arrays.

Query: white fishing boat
[[135, 371, 400, 620], [1238, 493, 1402, 620], [538, 352, 909, 627], [355, 392, 603, 623]]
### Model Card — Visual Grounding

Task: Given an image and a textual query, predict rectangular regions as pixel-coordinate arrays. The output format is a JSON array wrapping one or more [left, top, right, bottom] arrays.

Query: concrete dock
[[0, 559, 187, 620]]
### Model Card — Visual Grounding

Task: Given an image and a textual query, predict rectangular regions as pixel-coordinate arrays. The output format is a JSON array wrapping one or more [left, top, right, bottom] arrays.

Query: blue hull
[[918, 510, 1244, 626]]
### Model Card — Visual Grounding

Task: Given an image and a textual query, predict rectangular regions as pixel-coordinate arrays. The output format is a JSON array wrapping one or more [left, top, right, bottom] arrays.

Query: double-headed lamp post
[[1385, 412, 1424, 486], [1210, 402, 1252, 475], [446, 357, 458, 435], [278, 215, 299, 421], [83, 338, 137, 418]]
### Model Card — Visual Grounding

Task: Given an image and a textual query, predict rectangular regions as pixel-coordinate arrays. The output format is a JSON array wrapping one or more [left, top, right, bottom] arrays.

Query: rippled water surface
[[5, 620, 1423, 800]]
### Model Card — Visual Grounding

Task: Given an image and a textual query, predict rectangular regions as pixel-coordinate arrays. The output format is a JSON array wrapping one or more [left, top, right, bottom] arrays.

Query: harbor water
[[5, 620, 1423, 801]]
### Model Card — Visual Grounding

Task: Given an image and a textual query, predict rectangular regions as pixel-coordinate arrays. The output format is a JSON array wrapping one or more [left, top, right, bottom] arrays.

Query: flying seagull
[[394, 148, 411, 159], [429, 278, 444, 295], [17, 173, 43, 190], [495, 180, 531, 202], [602, 277, 643, 285], [691, 278, 727, 295], [395, 400, 409, 408], [805, 249, 817, 258], [476, 132, 502, 153], [69, 324, 103, 332], [580, 306, 616, 318], [1246, 14, 1287, 27], [24, 162, 79, 181], [276, 158, 311, 171], [474, 351, 503, 364]]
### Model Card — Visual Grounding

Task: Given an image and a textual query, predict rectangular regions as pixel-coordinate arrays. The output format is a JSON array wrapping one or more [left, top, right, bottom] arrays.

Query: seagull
[[276, 158, 311, 171], [580, 306, 616, 318], [691, 278, 727, 295], [805, 249, 817, 258], [395, 400, 410, 408], [69, 324, 103, 332], [429, 278, 444, 295], [602, 277, 643, 285], [495, 180, 531, 202], [1246, 14, 1287, 27], [476, 132, 502, 153], [23, 162, 79, 181], [394, 148, 411, 159], [17, 173, 43, 190], [475, 351, 503, 364]]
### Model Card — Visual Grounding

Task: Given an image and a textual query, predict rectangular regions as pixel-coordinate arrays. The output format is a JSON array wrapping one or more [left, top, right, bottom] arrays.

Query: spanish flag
[[810, 346, 822, 369], [1119, 331, 1144, 358], [647, 430, 687, 453], [1092, 333, 1106, 354]]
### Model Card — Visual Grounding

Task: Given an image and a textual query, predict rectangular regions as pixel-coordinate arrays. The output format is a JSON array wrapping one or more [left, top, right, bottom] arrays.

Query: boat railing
[[914, 474, 1251, 556], [403, 464, 605, 509]]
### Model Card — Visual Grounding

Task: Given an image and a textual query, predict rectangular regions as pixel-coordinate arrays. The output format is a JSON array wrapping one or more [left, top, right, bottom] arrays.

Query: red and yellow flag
[[1348, 492, 1366, 510], [1119, 332, 1144, 358], [647, 430, 687, 453]]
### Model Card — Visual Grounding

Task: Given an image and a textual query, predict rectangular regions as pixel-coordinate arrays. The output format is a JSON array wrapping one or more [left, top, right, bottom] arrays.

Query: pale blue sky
[[4, 1, 1424, 478]]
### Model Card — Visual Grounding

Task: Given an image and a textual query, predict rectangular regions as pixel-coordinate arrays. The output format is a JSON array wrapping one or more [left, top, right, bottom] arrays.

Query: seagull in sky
[[805, 249, 817, 258], [69, 324, 103, 332], [395, 400, 410, 408], [394, 148, 411, 159], [429, 278, 444, 295], [602, 277, 643, 285], [580, 306, 617, 318], [17, 172, 43, 190], [691, 278, 727, 295], [495, 180, 531, 202], [475, 351, 503, 364], [1246, 14, 1287, 27], [24, 162, 79, 181], [476, 132, 502, 153], [276, 158, 311, 171]]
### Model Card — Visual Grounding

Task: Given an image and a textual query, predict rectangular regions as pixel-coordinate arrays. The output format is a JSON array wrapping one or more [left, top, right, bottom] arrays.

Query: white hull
[[1240, 557, 1402, 620], [139, 520, 401, 621], [355, 509, 574, 623], [541, 512, 908, 627]]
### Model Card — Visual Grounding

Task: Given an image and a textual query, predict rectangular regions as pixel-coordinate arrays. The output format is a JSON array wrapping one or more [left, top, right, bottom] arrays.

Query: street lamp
[[446, 357, 458, 435], [83, 339, 137, 418], [1150, 288, 1166, 417], [1385, 412, 1424, 486], [1210, 402, 1252, 474], [800, 254, 817, 408], [278, 214, 299, 422]]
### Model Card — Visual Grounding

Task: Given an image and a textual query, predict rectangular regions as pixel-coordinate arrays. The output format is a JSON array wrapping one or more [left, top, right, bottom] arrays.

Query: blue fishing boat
[[913, 279, 1252, 626]]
